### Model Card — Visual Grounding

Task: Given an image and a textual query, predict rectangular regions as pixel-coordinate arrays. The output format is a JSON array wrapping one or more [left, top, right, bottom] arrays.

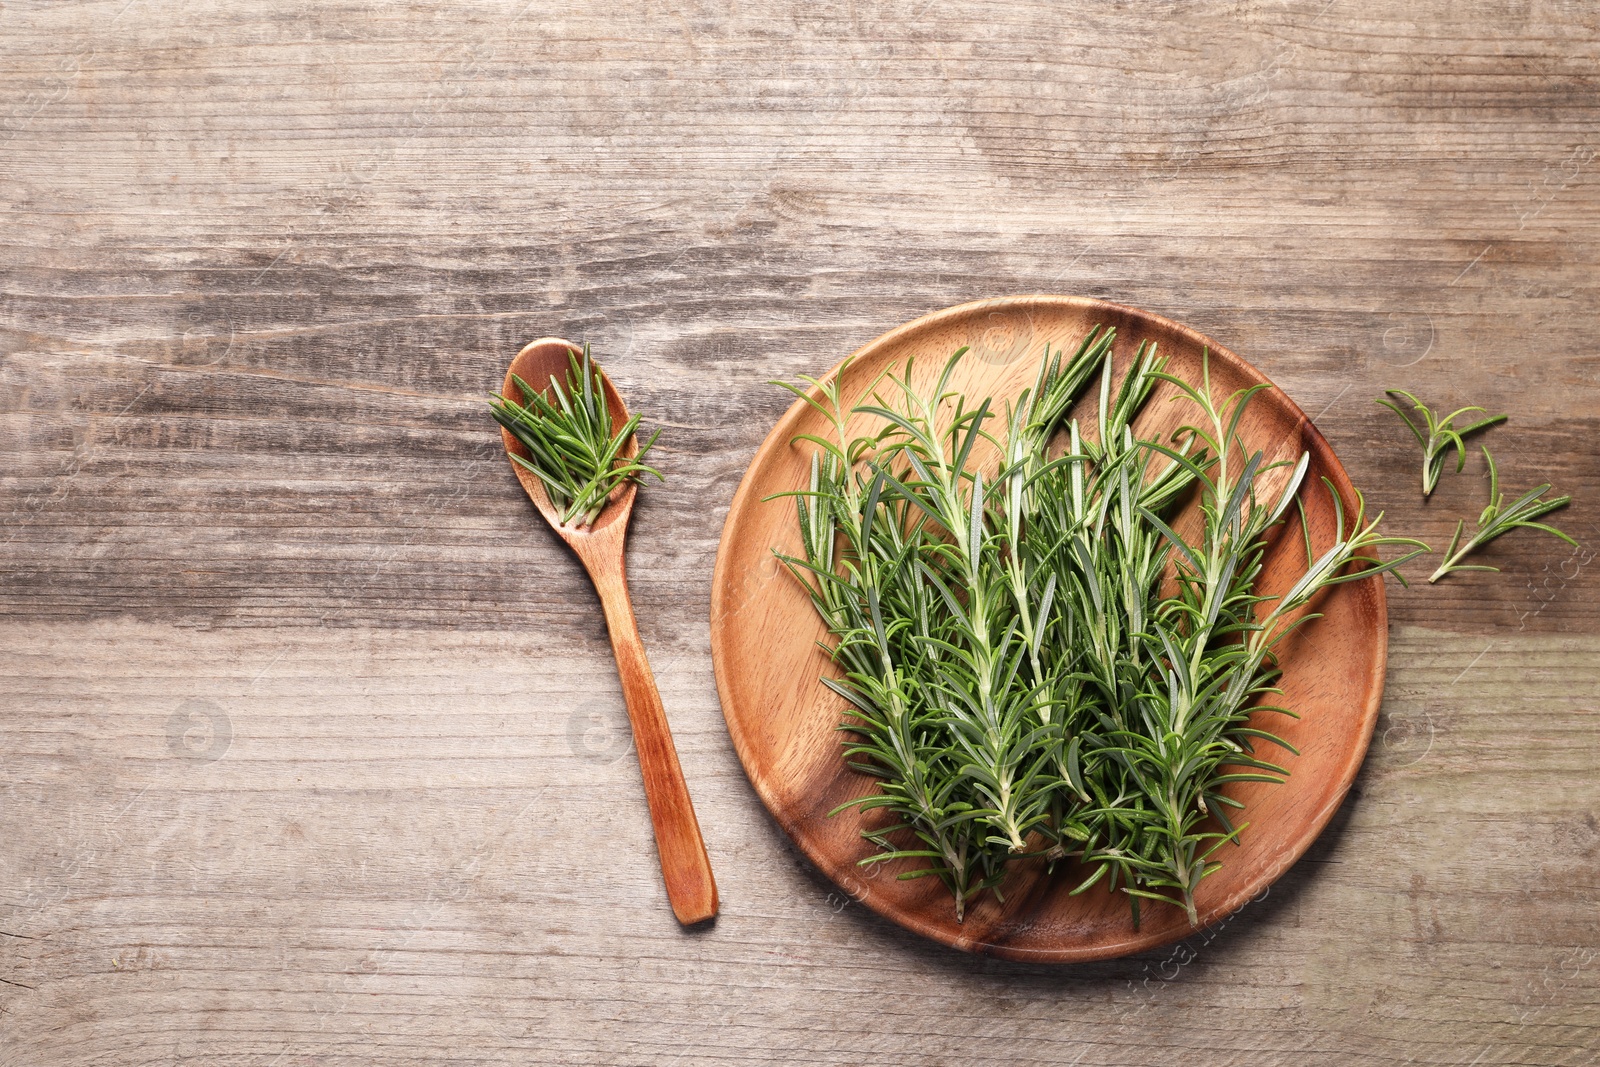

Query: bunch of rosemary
[[777, 329, 1423, 924]]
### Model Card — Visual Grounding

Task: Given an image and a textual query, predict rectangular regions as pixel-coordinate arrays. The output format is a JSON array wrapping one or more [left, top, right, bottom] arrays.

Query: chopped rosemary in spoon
[[1376, 389, 1506, 497], [776, 331, 1423, 925], [489, 345, 663, 527], [1428, 445, 1576, 583]]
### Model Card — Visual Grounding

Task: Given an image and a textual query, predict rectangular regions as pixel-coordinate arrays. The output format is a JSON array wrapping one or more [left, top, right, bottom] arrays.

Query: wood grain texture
[[2, 0, 1598, 1063]]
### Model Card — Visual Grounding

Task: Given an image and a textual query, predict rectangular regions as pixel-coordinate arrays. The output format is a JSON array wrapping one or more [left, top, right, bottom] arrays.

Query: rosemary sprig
[[776, 332, 1424, 925], [1429, 446, 1576, 583], [1376, 389, 1506, 497], [1124, 363, 1426, 924], [489, 345, 663, 527]]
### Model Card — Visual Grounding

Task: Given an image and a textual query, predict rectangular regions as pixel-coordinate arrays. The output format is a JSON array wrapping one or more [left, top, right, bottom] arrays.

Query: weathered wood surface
[[2, 1, 1597, 1063]]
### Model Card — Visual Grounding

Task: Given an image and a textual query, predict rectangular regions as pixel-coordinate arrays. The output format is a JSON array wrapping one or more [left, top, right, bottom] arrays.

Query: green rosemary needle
[[1377, 389, 1507, 497], [489, 345, 663, 527], [1429, 446, 1576, 583]]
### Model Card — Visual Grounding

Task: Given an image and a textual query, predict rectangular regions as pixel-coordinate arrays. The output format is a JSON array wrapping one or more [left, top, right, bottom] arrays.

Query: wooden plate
[[709, 296, 1386, 962]]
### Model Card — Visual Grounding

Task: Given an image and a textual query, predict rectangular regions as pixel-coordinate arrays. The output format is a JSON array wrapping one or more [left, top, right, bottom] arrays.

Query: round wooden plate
[[709, 295, 1386, 962]]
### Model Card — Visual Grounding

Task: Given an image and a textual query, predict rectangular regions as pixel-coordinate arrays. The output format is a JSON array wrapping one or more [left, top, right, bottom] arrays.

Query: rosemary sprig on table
[[489, 345, 662, 527], [776, 331, 1423, 925], [1429, 446, 1576, 583], [1376, 389, 1506, 497]]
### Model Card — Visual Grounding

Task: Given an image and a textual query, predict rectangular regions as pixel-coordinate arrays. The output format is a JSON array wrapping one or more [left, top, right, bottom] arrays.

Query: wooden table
[[3, 3, 1597, 1063]]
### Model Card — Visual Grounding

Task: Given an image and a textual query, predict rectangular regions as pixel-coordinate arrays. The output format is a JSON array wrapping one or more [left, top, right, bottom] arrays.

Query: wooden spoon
[[500, 337, 717, 926]]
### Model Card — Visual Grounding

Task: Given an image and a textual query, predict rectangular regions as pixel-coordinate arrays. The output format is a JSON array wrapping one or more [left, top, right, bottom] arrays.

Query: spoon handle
[[589, 561, 719, 926]]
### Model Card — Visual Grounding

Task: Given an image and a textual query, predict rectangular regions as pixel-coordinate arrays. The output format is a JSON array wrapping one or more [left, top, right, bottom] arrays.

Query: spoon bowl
[[500, 337, 638, 538]]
